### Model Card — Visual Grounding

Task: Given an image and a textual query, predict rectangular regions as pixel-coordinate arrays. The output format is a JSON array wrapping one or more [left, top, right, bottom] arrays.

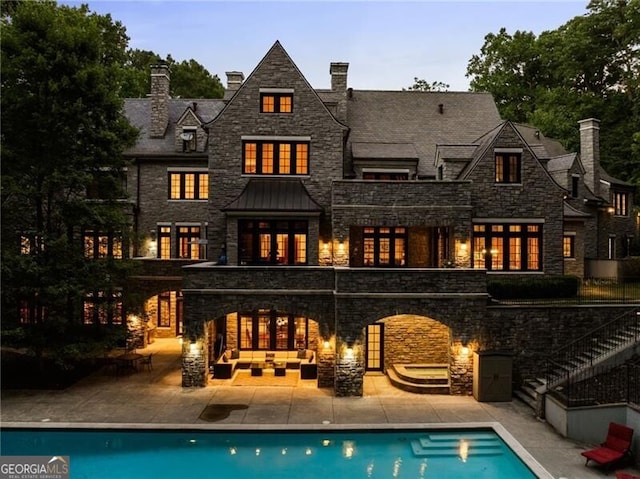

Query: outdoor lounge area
[[212, 349, 317, 380]]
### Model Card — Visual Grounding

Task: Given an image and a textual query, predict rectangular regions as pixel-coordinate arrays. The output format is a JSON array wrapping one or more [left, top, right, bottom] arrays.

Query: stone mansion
[[122, 41, 636, 395]]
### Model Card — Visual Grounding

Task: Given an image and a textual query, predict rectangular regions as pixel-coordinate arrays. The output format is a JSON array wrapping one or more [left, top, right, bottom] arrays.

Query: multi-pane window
[[239, 220, 307, 265], [158, 291, 171, 327], [83, 291, 123, 325], [83, 231, 123, 259], [613, 192, 628, 216], [158, 226, 171, 259], [242, 140, 309, 175], [181, 127, 197, 152], [362, 227, 407, 267], [260, 93, 293, 113], [472, 223, 542, 271], [563, 235, 575, 258], [495, 153, 521, 183], [169, 172, 208, 200], [237, 311, 308, 350], [177, 226, 202, 259], [20, 234, 43, 255]]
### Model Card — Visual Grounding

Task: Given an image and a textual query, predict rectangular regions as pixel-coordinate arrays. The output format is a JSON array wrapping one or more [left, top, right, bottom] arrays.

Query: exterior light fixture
[[323, 340, 331, 350]]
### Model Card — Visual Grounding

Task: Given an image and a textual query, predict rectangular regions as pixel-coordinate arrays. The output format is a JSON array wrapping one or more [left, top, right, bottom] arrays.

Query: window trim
[[472, 222, 543, 271], [494, 150, 522, 184], [612, 191, 629, 216], [168, 170, 209, 200], [242, 139, 310, 176], [238, 219, 308, 265], [563, 234, 576, 259], [362, 226, 408, 267], [237, 310, 308, 350], [260, 92, 293, 113]]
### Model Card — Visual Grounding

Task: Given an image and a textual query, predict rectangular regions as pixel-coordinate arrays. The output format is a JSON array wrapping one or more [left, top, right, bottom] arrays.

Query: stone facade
[[121, 41, 637, 397]]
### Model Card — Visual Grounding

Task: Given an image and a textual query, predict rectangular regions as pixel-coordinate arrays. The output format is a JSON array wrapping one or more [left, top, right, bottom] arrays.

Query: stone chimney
[[330, 62, 349, 123], [330, 62, 349, 91], [225, 71, 245, 91], [579, 118, 601, 196], [150, 64, 170, 138]]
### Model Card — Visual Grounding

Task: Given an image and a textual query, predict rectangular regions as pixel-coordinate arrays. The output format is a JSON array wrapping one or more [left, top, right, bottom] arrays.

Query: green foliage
[[488, 276, 580, 299], [404, 78, 450, 92], [466, 0, 640, 188], [120, 50, 224, 98], [1, 1, 138, 357]]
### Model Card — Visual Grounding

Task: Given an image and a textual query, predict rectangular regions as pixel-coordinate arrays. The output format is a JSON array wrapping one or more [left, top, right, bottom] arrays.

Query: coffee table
[[250, 361, 264, 376], [274, 361, 286, 376]]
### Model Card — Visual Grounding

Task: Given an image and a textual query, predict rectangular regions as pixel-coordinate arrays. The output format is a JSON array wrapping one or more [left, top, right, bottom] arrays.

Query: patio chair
[[139, 353, 153, 371], [582, 422, 634, 469]]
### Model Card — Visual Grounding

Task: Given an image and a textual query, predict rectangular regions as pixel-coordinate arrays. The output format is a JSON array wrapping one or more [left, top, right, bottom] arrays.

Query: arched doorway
[[144, 290, 183, 339]]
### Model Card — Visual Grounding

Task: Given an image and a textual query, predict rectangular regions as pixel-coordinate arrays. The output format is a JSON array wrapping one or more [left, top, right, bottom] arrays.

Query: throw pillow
[[222, 354, 228, 363], [230, 349, 239, 360], [309, 353, 314, 363], [297, 349, 307, 359]]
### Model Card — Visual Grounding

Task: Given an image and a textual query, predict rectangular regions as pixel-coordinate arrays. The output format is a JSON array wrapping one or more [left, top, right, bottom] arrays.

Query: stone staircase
[[516, 309, 640, 412], [387, 363, 450, 394]]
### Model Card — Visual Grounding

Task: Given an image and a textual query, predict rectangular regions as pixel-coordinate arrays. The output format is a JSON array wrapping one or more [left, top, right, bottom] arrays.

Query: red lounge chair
[[582, 422, 634, 469], [616, 472, 640, 479]]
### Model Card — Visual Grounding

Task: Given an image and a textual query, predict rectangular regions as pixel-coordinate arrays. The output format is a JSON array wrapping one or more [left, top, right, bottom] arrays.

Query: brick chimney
[[579, 118, 601, 196], [225, 71, 244, 91], [150, 64, 170, 138]]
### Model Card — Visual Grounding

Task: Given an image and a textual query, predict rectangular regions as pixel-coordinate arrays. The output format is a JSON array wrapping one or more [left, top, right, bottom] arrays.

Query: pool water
[[1, 428, 538, 479]]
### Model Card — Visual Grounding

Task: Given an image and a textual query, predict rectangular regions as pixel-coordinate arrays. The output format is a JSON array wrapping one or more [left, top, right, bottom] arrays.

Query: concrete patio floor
[[2, 338, 639, 479]]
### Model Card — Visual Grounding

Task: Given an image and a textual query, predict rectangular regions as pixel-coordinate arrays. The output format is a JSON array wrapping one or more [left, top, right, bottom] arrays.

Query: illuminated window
[[239, 220, 308, 265], [361, 227, 407, 267], [613, 192, 629, 216], [83, 291, 123, 325], [495, 153, 521, 183], [260, 93, 293, 113], [158, 226, 171, 259], [563, 235, 575, 258], [177, 226, 202, 259], [472, 222, 542, 271], [236, 311, 308, 350], [242, 141, 309, 175], [168, 172, 208, 200], [83, 231, 123, 259]]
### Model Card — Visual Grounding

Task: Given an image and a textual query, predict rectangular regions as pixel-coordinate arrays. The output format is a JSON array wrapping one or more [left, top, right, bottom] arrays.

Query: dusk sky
[[62, 1, 590, 91]]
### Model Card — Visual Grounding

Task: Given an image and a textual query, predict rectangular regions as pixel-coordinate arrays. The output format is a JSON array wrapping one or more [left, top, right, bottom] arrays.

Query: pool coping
[[1, 421, 553, 478]]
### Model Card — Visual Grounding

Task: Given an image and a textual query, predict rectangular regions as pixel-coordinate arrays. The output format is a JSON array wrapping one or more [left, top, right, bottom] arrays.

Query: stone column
[[181, 314, 208, 387], [334, 339, 364, 397], [317, 342, 336, 388]]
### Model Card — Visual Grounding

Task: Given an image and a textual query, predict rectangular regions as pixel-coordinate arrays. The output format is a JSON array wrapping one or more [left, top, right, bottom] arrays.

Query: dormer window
[[260, 88, 293, 113], [181, 127, 197, 152], [571, 175, 579, 197]]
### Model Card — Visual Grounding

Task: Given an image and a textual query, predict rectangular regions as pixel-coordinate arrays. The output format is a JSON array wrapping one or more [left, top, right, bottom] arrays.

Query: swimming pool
[[1, 424, 551, 479]]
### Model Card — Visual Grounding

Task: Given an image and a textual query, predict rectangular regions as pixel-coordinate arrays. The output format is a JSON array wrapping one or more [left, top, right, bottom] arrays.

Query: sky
[[62, 0, 591, 91]]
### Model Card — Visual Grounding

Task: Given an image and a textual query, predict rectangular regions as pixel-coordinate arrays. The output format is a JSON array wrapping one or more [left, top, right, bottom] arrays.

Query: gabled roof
[[207, 40, 347, 131], [564, 201, 592, 219], [223, 179, 323, 213], [123, 98, 224, 156], [345, 90, 501, 177], [514, 123, 567, 159], [436, 145, 478, 161]]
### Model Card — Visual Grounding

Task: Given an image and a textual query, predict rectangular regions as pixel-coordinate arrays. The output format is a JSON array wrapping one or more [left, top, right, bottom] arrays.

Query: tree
[[120, 49, 225, 99], [466, 0, 640, 186], [404, 78, 450, 92], [1, 1, 139, 370]]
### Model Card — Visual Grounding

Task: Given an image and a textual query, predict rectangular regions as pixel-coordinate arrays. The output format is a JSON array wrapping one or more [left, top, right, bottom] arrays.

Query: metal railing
[[547, 362, 640, 407], [496, 277, 640, 305], [544, 308, 640, 387]]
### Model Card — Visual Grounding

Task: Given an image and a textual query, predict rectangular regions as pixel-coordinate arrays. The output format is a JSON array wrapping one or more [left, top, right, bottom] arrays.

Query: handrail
[[545, 308, 640, 387]]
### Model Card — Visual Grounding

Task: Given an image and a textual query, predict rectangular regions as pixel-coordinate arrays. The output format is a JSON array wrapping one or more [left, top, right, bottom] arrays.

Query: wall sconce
[[323, 340, 331, 350], [323, 242, 329, 252], [337, 241, 345, 255], [460, 334, 470, 355], [459, 242, 468, 252], [607, 206, 615, 214], [189, 338, 198, 354], [345, 337, 354, 359]]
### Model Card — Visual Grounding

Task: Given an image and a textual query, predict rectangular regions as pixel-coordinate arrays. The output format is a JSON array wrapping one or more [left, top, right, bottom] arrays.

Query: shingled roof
[[123, 98, 225, 156], [345, 90, 502, 178]]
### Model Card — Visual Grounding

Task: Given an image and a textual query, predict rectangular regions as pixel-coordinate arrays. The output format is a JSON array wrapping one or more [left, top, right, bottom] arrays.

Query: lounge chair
[[581, 422, 634, 469]]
